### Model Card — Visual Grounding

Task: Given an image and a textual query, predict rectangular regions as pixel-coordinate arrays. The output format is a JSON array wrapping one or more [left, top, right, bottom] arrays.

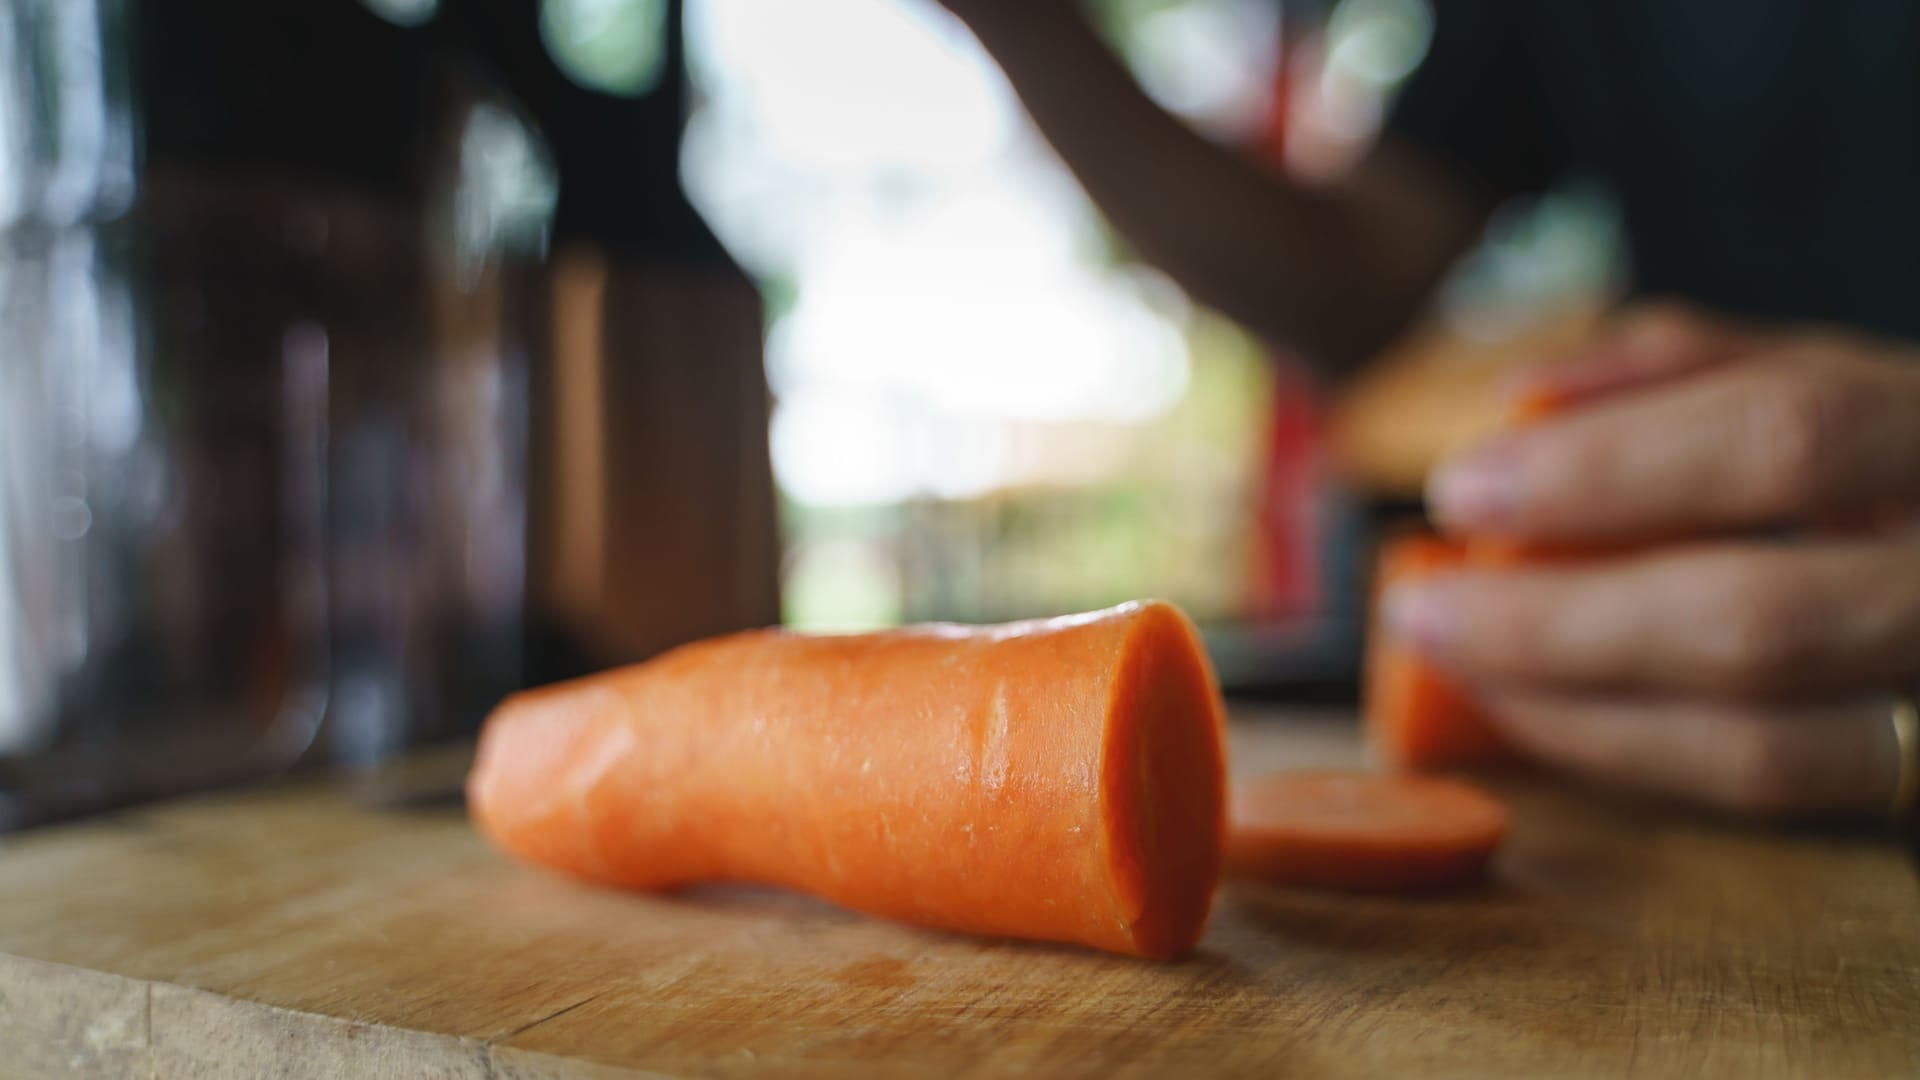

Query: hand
[[1387, 303, 1920, 819]]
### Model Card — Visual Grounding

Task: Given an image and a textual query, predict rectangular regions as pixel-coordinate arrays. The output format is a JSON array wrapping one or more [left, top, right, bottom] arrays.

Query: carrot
[[1365, 388, 1578, 770], [1225, 771, 1508, 892], [1364, 533, 1512, 770], [466, 600, 1227, 960]]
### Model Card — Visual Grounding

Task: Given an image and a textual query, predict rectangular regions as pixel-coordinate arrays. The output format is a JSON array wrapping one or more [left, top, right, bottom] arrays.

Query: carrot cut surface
[[1226, 771, 1508, 892], [1365, 534, 1512, 770], [466, 600, 1227, 960]]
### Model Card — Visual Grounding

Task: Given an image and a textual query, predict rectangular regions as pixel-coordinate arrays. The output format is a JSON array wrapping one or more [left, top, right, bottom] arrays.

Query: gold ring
[[1890, 695, 1919, 824]]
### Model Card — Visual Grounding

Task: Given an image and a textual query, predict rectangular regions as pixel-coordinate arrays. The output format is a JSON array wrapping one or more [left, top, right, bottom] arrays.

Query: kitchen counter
[[2, 711, 1915, 1078]]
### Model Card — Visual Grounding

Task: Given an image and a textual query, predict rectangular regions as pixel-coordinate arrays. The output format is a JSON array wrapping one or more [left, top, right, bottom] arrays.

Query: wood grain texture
[[1, 711, 1915, 1079]]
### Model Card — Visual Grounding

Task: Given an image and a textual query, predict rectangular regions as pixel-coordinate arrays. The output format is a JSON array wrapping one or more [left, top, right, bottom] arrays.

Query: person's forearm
[[954, 2, 1477, 372]]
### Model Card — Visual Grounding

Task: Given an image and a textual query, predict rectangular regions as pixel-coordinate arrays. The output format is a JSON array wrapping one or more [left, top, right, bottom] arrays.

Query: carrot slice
[[466, 600, 1227, 960], [1364, 534, 1511, 770], [1226, 771, 1508, 891]]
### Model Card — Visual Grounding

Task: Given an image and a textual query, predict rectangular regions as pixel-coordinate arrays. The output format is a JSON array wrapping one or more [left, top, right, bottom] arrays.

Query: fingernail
[[1427, 445, 1519, 528], [1383, 582, 1455, 652]]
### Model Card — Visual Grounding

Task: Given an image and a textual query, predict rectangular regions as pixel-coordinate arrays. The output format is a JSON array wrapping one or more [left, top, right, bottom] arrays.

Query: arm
[[947, 1, 1490, 373]]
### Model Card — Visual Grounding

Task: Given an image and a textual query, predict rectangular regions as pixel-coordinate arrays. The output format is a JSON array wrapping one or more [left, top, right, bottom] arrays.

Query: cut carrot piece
[[466, 600, 1227, 960], [1364, 533, 1511, 770], [1367, 388, 1590, 770], [1226, 771, 1508, 892]]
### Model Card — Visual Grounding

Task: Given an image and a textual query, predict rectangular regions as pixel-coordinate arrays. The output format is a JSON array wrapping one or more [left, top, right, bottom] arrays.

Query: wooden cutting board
[[2, 712, 1915, 1078]]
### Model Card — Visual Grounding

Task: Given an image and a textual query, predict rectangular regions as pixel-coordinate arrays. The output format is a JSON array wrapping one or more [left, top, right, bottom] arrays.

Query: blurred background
[[0, 0, 1621, 826]]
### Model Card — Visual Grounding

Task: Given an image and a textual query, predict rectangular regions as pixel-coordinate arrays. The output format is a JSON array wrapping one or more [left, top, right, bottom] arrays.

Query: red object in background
[[1247, 16, 1327, 621], [1250, 364, 1324, 619]]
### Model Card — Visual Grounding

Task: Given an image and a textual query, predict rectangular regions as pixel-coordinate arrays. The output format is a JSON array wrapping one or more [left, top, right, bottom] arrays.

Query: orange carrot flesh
[[466, 600, 1227, 960], [1364, 534, 1512, 771], [1366, 388, 1585, 770], [1226, 771, 1509, 892]]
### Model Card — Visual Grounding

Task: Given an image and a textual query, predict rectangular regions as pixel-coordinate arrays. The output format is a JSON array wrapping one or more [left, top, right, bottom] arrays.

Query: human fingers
[[1504, 300, 1756, 408], [1480, 688, 1903, 821], [1383, 539, 1920, 697], [1430, 346, 1920, 544]]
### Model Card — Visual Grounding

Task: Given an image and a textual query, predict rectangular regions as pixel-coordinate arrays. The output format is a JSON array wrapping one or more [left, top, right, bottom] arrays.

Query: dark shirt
[[1385, 0, 1920, 342]]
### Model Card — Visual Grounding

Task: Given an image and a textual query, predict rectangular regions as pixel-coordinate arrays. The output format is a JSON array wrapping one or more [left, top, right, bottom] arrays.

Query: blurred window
[[684, 0, 1277, 630]]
